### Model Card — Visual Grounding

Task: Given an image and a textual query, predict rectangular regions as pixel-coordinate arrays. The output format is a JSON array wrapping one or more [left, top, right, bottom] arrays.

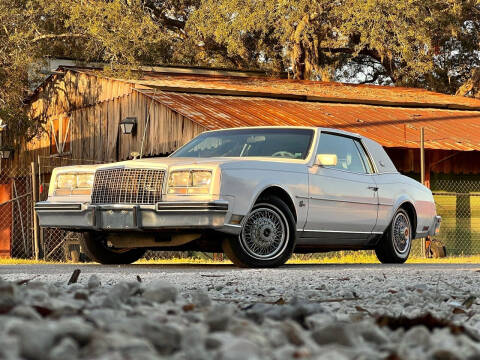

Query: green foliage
[[0, 0, 172, 142], [189, 0, 480, 88], [1, 0, 480, 142]]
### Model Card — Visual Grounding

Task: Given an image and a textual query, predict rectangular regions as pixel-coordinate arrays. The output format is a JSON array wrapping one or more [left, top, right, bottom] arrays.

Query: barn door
[[0, 181, 12, 258]]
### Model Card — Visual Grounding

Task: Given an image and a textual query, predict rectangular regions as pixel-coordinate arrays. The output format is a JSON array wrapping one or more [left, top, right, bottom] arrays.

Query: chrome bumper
[[35, 201, 231, 232], [428, 215, 442, 236]]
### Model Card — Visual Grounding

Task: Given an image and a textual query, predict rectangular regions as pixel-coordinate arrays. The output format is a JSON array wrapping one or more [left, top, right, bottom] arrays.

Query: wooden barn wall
[[9, 71, 135, 169], [12, 90, 206, 169], [386, 148, 480, 175], [30, 70, 133, 119], [118, 92, 205, 160]]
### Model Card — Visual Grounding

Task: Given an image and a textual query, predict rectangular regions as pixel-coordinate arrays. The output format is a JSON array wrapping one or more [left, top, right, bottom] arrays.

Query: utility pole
[[420, 127, 425, 185]]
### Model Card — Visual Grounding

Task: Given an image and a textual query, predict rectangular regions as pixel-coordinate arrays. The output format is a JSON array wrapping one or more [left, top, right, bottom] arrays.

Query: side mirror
[[315, 154, 338, 166]]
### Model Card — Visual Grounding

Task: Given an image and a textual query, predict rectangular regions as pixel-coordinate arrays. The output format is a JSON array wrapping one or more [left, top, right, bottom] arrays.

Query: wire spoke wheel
[[239, 206, 289, 260], [392, 212, 411, 255]]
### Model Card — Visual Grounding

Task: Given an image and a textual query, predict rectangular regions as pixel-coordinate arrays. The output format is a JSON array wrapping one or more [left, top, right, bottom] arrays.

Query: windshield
[[171, 128, 314, 159]]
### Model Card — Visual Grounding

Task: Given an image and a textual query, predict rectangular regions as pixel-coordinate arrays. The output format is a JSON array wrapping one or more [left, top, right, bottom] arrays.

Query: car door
[[304, 132, 379, 242]]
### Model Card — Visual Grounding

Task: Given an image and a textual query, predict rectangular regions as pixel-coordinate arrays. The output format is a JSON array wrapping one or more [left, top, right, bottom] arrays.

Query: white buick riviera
[[36, 127, 441, 267]]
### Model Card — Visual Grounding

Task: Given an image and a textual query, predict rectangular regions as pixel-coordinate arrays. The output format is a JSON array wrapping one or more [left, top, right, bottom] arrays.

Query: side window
[[317, 133, 368, 174], [354, 140, 375, 174]]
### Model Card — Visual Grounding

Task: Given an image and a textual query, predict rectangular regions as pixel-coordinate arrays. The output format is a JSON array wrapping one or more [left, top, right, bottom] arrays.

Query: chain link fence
[[0, 167, 34, 259], [430, 179, 480, 256], [2, 162, 480, 262], [37, 156, 108, 262]]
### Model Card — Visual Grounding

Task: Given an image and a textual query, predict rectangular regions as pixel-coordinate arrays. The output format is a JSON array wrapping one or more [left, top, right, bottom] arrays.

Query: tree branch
[[31, 33, 88, 43], [142, 0, 186, 30], [320, 46, 398, 83]]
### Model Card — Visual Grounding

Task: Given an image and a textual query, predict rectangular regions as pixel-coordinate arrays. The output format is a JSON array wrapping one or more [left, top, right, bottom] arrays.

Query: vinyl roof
[[140, 90, 480, 151]]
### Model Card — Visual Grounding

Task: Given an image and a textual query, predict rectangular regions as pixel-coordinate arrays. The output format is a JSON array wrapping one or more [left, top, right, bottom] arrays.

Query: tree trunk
[[290, 15, 310, 80]]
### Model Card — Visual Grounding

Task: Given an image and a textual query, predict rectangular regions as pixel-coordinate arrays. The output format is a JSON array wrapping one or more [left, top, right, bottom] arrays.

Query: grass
[[289, 253, 480, 264], [2, 253, 480, 265]]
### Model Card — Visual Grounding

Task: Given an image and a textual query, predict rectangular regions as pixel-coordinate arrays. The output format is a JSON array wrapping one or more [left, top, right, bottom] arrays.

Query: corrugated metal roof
[[68, 67, 480, 111], [140, 90, 480, 151]]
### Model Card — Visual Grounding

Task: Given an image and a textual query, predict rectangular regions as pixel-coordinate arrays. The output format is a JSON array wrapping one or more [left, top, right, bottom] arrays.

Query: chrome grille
[[91, 168, 165, 205]]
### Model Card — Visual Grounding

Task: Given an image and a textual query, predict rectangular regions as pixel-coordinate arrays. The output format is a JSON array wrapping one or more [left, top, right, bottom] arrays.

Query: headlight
[[167, 170, 212, 195], [54, 173, 95, 196], [168, 171, 191, 187], [56, 174, 76, 189], [76, 173, 95, 188], [192, 171, 212, 187]]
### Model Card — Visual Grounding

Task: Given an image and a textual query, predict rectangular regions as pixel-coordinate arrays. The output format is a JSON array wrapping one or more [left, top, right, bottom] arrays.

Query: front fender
[[219, 168, 308, 227], [250, 182, 299, 212]]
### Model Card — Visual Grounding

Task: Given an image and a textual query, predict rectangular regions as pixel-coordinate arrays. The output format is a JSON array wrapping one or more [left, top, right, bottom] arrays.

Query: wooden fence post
[[420, 128, 427, 258], [31, 162, 40, 260]]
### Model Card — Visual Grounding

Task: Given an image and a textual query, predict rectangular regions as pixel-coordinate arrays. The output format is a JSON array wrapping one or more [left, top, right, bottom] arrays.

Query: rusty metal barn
[[1, 65, 480, 259]]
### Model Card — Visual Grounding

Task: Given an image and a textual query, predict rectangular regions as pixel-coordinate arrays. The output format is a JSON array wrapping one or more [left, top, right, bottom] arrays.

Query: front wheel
[[80, 232, 146, 264], [375, 208, 412, 264], [222, 196, 296, 268]]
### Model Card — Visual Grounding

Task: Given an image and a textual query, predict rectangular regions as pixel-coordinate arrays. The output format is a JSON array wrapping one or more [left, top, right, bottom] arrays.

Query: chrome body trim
[[429, 215, 442, 236], [156, 201, 228, 212], [303, 229, 384, 235], [35, 201, 235, 233], [35, 202, 83, 212]]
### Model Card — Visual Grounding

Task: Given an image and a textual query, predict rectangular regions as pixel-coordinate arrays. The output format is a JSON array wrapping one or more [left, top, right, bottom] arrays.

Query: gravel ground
[[1, 263, 480, 360]]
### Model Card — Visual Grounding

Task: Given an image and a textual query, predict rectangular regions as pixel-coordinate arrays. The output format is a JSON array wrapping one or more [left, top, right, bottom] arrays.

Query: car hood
[[96, 157, 232, 169], [95, 157, 308, 172]]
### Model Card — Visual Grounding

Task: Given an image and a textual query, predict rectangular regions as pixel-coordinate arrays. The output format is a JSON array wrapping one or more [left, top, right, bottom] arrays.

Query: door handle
[[368, 186, 379, 191]]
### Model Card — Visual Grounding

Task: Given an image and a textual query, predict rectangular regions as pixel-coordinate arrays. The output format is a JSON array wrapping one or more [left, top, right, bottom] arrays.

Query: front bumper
[[428, 215, 442, 236], [35, 201, 231, 232]]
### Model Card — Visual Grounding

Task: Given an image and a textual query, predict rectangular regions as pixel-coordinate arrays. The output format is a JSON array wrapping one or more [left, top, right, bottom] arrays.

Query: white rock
[[0, 335, 19, 360], [141, 321, 182, 355], [9, 322, 57, 360], [9, 305, 42, 320], [205, 332, 237, 350], [55, 317, 94, 344], [0, 279, 19, 309], [49, 337, 79, 360], [217, 338, 262, 360], [143, 281, 177, 303], [190, 289, 211, 308], [397, 326, 431, 359], [311, 323, 358, 347], [87, 274, 101, 289], [84, 331, 156, 358], [206, 304, 233, 332]]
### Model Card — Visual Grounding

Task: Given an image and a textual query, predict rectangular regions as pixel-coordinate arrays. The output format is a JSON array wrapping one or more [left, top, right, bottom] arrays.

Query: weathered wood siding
[[14, 70, 206, 169]]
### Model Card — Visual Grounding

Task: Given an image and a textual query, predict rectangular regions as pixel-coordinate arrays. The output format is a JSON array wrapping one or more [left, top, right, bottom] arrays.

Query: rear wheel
[[375, 208, 412, 264], [80, 232, 146, 264], [222, 196, 296, 268]]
